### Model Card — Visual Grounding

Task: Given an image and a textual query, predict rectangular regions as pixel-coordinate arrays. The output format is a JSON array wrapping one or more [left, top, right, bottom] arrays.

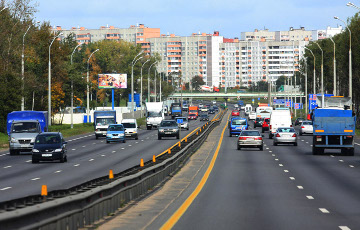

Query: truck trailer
[[94, 110, 116, 139], [146, 102, 164, 130]]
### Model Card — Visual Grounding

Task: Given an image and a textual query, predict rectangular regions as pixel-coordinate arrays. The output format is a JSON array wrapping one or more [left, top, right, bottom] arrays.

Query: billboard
[[98, 74, 127, 89]]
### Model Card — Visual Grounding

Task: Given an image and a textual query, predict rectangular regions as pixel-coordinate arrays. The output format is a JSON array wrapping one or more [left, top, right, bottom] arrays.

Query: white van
[[121, 119, 138, 140], [269, 110, 292, 139], [245, 104, 252, 116]]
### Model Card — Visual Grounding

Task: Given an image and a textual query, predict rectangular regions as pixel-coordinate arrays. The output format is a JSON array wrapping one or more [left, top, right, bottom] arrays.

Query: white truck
[[244, 104, 252, 116], [269, 109, 292, 139], [146, 102, 164, 130], [94, 110, 116, 139]]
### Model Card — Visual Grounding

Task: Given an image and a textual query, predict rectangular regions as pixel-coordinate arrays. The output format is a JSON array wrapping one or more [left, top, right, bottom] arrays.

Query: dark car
[[158, 120, 180, 140], [31, 132, 67, 163], [200, 113, 209, 121], [213, 105, 219, 112], [294, 117, 306, 126], [254, 117, 264, 128], [208, 107, 215, 114]]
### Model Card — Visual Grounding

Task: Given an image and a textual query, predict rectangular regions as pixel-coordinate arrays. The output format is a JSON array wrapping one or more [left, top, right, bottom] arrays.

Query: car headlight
[[159, 129, 164, 132], [172, 129, 178, 132], [54, 149, 62, 152], [32, 149, 39, 152], [11, 137, 17, 143], [107, 134, 112, 137], [119, 133, 124, 136], [31, 138, 36, 143]]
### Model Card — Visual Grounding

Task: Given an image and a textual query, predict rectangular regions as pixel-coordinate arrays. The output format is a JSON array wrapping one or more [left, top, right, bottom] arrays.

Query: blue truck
[[94, 110, 117, 139], [312, 97, 355, 155], [7, 111, 48, 155], [170, 103, 182, 119]]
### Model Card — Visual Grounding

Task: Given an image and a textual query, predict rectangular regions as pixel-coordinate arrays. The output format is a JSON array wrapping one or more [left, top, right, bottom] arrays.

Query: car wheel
[[60, 154, 65, 163], [269, 133, 273, 139], [10, 150, 18, 155], [96, 136, 99, 140], [64, 156, 68, 162], [299, 132, 303, 136], [106, 140, 110, 143], [237, 145, 241, 150], [123, 139, 126, 143], [32, 158, 39, 164], [261, 128, 264, 133], [176, 134, 180, 139], [147, 126, 151, 130], [229, 132, 232, 137], [158, 136, 161, 140], [260, 145, 263, 151], [135, 135, 139, 140], [294, 142, 298, 146], [273, 142, 277, 146]]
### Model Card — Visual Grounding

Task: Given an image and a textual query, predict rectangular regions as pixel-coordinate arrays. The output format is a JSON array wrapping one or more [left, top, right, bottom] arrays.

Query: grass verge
[[48, 123, 94, 137]]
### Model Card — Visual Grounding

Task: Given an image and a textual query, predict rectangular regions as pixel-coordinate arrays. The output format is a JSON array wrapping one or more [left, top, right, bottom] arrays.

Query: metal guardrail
[[0, 109, 227, 230]]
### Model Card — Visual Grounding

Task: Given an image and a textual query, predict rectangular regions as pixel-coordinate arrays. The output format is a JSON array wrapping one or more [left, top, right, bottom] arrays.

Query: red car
[[188, 113, 198, 120], [262, 118, 270, 133], [231, 110, 240, 116]]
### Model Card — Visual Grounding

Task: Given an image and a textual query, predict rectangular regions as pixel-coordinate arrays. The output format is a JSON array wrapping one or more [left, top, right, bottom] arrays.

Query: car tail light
[[346, 136, 353, 138], [290, 125, 293, 127], [96, 129, 98, 131], [239, 137, 247, 140], [255, 137, 262, 140], [276, 133, 280, 137], [301, 126, 305, 129], [270, 125, 272, 130], [292, 133, 297, 137]]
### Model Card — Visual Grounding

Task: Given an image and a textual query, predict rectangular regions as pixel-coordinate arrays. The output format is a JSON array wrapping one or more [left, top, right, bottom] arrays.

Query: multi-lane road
[[0, 112, 215, 202], [100, 107, 360, 230]]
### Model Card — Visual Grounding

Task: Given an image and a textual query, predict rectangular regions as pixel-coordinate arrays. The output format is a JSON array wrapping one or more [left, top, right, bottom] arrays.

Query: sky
[[34, 0, 357, 38]]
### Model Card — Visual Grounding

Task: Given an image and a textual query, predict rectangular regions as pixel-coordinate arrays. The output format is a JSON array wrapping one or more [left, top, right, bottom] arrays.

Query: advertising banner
[[98, 74, 127, 89]]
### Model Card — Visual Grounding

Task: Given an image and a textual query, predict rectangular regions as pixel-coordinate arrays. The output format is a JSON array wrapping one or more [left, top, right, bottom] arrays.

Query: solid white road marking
[[89, 159, 94, 162], [349, 165, 355, 168], [297, 186, 304, 189], [74, 164, 80, 167], [306, 196, 314, 200], [54, 170, 62, 173], [284, 170, 289, 173], [0, 187, 12, 191], [319, 208, 330, 213], [289, 177, 295, 180], [31, 178, 40, 181], [339, 226, 351, 230], [3, 165, 12, 169]]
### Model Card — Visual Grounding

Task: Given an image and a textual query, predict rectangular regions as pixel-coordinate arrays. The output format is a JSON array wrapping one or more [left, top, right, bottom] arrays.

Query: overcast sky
[[35, 0, 356, 38]]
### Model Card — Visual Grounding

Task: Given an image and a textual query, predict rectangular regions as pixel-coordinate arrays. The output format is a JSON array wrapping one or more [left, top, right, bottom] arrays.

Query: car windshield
[[233, 120, 246, 125], [148, 111, 162, 117], [172, 106, 181, 111], [122, 123, 136, 128], [12, 122, 38, 133], [278, 128, 295, 132], [240, 131, 260, 136], [36, 134, 61, 144], [161, 121, 177, 127], [189, 114, 196, 116], [108, 125, 124, 131], [256, 118, 263, 121], [201, 114, 208, 117], [302, 121, 312, 125], [96, 118, 115, 126]]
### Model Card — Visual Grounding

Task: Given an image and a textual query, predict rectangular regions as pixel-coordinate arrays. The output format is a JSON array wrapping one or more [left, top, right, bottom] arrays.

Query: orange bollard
[[168, 149, 171, 154], [140, 158, 144, 167], [185, 138, 187, 142], [178, 142, 181, 147], [41, 185, 48, 196], [109, 170, 114, 179], [196, 131, 198, 135], [152, 155, 156, 163]]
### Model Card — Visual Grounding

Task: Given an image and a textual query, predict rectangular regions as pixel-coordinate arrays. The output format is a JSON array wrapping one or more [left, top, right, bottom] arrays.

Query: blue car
[[106, 124, 126, 143], [229, 118, 248, 137]]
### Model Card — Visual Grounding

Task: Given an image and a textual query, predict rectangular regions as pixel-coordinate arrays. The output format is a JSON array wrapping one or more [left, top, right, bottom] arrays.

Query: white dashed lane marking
[[269, 151, 272, 153], [339, 226, 351, 230], [272, 154, 275, 157], [89, 159, 94, 162], [121, 148, 125, 150], [3, 165, 12, 169], [275, 159, 279, 161], [0, 187, 12, 191], [54, 170, 62, 173], [74, 164, 80, 167], [128, 145, 132, 147], [339, 160, 344, 162], [289, 177, 295, 180], [112, 151, 116, 153], [297, 186, 304, 189], [349, 165, 355, 168], [330, 155, 335, 158], [31, 178, 40, 181], [26, 160, 31, 163], [319, 208, 330, 213], [72, 149, 76, 151], [306, 196, 314, 200], [82, 146, 86, 148], [284, 170, 289, 173], [101, 155, 106, 157], [279, 164, 283, 167]]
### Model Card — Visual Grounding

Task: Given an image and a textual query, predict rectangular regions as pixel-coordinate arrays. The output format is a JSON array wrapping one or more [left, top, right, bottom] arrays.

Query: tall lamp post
[[131, 51, 144, 117], [334, 16, 352, 104], [70, 43, 82, 128], [48, 32, 63, 126], [140, 59, 150, 118], [0, 6, 7, 12], [148, 61, 157, 103], [21, 21, 40, 111], [315, 42, 324, 107], [304, 47, 316, 94], [87, 49, 99, 123], [329, 36, 336, 96]]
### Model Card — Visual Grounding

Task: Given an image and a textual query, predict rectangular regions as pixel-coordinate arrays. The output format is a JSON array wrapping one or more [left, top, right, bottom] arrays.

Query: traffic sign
[[177, 118, 184, 124]]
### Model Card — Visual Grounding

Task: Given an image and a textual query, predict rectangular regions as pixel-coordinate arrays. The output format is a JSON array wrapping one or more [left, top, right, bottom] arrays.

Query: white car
[[249, 111, 256, 120], [121, 119, 138, 140], [299, 121, 313, 135]]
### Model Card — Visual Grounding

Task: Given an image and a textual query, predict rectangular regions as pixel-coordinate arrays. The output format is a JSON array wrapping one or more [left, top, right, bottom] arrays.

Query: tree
[[191, 75, 205, 91]]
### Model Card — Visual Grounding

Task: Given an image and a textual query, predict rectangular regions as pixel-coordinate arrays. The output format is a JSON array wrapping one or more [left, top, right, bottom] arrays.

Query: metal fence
[[0, 110, 226, 230]]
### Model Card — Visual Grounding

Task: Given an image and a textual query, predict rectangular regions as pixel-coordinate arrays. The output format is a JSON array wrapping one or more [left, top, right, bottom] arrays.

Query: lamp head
[[334, 16, 339, 20], [347, 2, 353, 6]]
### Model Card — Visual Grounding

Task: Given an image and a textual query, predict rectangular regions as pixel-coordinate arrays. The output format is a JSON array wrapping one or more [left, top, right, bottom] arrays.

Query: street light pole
[[87, 49, 99, 123], [315, 42, 324, 107], [159, 72, 162, 102], [154, 68, 157, 102], [335, 16, 352, 106], [48, 32, 63, 126], [329, 36, 336, 96], [148, 61, 157, 103], [304, 47, 316, 94], [70, 43, 82, 128], [140, 59, 150, 118], [131, 51, 144, 117]]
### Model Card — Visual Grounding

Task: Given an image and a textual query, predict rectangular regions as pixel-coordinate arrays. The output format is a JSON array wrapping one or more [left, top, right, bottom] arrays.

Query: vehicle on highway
[[176, 117, 189, 130], [31, 132, 67, 163], [182, 104, 189, 112], [273, 127, 297, 146], [121, 119, 138, 140], [106, 124, 126, 143], [199, 103, 204, 108], [188, 113, 198, 120], [294, 117, 306, 126], [255, 106, 273, 119], [229, 118, 248, 137], [94, 110, 116, 139], [262, 118, 270, 133], [245, 104, 252, 116], [231, 110, 240, 116], [237, 130, 263, 151], [269, 109, 292, 139], [189, 106, 199, 117], [254, 117, 264, 128], [7, 111, 49, 155], [146, 102, 164, 130], [200, 113, 209, 121], [171, 104, 182, 119], [212, 100, 216, 104], [208, 107, 215, 114], [213, 105, 219, 112], [299, 121, 313, 135], [201, 107, 209, 113], [234, 104, 239, 109], [249, 111, 256, 120], [158, 120, 180, 140]]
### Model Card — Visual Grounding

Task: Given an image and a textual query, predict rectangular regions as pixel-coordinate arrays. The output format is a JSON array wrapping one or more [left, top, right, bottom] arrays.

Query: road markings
[[310, 145, 313, 147], [121, 148, 125, 150], [301, 140, 304, 141], [31, 178, 40, 181], [112, 151, 116, 153], [330, 155, 335, 158], [136, 142, 139, 144], [284, 170, 289, 173], [101, 155, 106, 157], [297, 186, 304, 189], [319, 208, 330, 213], [306, 142, 309, 144], [266, 147, 269, 150], [349, 165, 355, 168], [289, 177, 295, 180], [82, 146, 86, 148], [269, 151, 273, 153], [3, 165, 12, 169], [93, 143, 96, 145], [25, 160, 31, 163], [74, 164, 80, 167], [68, 140, 73, 142], [272, 154, 275, 157], [89, 159, 94, 162], [0, 187, 12, 191], [275, 159, 279, 161], [306, 196, 314, 200], [54, 170, 62, 173], [339, 160, 344, 162], [160, 113, 230, 230], [72, 149, 76, 151], [128, 145, 132, 147], [339, 226, 351, 230], [141, 140, 144, 142], [279, 164, 283, 167]]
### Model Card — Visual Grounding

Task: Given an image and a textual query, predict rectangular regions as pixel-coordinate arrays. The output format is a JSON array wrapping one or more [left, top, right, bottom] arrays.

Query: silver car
[[237, 130, 264, 151], [273, 127, 298, 146], [299, 121, 313, 135], [177, 117, 189, 130]]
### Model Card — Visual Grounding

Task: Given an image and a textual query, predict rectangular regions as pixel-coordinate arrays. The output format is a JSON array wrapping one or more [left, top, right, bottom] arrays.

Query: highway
[[0, 112, 214, 202], [100, 107, 360, 230]]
